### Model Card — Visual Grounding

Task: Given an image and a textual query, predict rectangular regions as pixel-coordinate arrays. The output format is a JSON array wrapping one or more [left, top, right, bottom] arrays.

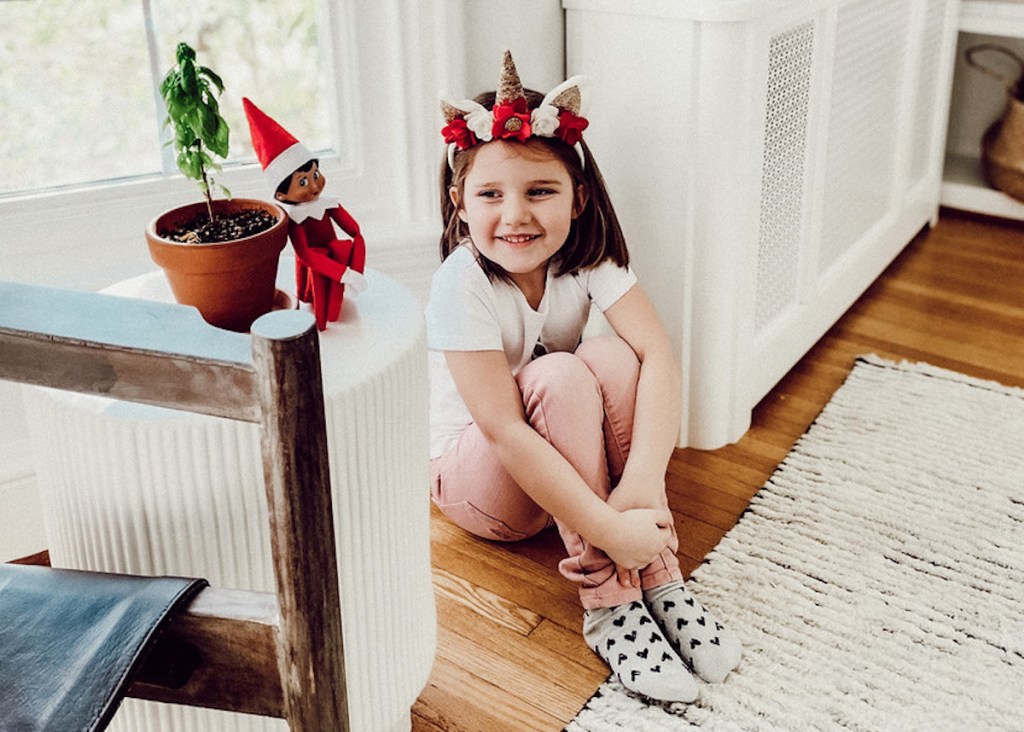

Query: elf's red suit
[[284, 197, 366, 330], [243, 97, 367, 330]]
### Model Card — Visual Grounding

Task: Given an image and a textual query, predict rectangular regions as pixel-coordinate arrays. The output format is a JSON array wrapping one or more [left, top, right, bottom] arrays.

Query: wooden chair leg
[[252, 312, 349, 730]]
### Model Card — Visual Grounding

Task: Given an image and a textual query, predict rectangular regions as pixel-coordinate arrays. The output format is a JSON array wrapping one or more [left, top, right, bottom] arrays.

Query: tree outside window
[[0, 0, 332, 197]]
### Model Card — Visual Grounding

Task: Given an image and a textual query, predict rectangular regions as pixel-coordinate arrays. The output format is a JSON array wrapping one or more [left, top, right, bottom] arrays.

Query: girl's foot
[[583, 599, 698, 703], [644, 580, 742, 683]]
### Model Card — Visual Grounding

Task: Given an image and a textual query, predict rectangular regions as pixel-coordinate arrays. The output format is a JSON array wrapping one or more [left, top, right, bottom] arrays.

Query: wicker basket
[[982, 100, 1024, 202], [967, 44, 1024, 203]]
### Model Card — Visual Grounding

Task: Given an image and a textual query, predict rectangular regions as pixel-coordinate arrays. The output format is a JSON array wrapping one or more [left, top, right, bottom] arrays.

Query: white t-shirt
[[425, 243, 638, 458]]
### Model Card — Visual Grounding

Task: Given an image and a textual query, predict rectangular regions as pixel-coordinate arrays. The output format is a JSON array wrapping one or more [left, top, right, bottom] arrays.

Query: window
[[0, 0, 334, 198], [1, 0, 445, 297]]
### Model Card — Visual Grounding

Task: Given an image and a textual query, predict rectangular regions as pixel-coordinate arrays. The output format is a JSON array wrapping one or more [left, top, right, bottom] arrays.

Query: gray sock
[[644, 580, 742, 683], [583, 599, 698, 703]]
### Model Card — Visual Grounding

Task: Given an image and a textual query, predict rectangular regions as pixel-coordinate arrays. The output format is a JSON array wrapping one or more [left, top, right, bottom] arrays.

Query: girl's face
[[452, 141, 578, 292]]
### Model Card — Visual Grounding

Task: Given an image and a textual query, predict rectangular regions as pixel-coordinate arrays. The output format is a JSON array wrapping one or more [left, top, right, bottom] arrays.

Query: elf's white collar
[[280, 195, 339, 224]]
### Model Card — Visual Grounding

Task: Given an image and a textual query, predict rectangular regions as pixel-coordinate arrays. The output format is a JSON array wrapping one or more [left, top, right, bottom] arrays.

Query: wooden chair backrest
[[0, 281, 349, 731]]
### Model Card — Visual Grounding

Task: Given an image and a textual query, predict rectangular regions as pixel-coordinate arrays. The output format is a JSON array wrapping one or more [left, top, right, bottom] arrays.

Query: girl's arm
[[444, 349, 673, 574], [602, 283, 682, 512]]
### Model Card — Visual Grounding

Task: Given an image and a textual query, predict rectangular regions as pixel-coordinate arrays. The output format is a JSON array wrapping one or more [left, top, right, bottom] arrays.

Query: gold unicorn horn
[[496, 50, 525, 106]]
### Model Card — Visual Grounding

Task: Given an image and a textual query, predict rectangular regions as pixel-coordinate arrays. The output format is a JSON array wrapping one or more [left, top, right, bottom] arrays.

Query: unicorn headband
[[441, 50, 589, 170]]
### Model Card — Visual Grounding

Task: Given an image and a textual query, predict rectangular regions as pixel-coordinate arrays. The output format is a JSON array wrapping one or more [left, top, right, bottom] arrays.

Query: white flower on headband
[[531, 104, 560, 137], [462, 103, 494, 142]]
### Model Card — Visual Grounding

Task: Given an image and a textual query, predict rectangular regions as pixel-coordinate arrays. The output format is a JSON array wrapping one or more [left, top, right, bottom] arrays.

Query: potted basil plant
[[145, 41, 288, 332]]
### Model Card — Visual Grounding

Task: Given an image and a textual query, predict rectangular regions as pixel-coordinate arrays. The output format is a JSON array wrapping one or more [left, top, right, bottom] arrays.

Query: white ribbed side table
[[22, 260, 435, 732]]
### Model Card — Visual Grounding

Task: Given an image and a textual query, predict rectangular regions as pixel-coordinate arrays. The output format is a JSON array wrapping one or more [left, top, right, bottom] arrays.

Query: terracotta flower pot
[[146, 198, 288, 332]]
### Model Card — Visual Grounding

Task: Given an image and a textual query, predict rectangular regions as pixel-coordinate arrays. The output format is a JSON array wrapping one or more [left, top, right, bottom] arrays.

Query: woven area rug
[[566, 355, 1024, 731]]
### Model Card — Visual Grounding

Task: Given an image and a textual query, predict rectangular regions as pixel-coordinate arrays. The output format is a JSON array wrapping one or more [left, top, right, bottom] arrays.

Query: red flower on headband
[[492, 98, 531, 142], [442, 117, 477, 150], [557, 110, 589, 146]]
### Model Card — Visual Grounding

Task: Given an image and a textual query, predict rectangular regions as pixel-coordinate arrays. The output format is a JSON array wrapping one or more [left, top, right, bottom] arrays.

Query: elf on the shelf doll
[[243, 97, 367, 330]]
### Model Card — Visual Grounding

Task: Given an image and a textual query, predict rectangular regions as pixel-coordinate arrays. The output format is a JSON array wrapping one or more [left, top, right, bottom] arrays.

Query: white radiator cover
[[565, 0, 960, 448]]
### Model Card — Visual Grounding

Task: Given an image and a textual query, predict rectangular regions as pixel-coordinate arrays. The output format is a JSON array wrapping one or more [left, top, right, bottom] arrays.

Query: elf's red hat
[[243, 97, 313, 192]]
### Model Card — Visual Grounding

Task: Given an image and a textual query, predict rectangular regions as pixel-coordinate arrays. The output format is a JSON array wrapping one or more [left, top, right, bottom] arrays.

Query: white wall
[[459, 0, 566, 92]]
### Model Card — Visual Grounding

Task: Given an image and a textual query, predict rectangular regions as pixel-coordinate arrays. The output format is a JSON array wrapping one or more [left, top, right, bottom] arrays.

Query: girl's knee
[[516, 351, 597, 395], [575, 336, 641, 391], [516, 353, 606, 439], [576, 335, 639, 371]]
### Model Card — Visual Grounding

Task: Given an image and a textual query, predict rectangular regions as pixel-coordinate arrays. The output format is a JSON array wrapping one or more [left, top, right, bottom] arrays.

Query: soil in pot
[[160, 209, 278, 244]]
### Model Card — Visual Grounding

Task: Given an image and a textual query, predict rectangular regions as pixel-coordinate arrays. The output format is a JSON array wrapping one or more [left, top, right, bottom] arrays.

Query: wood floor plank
[[435, 594, 606, 701], [412, 655, 562, 732], [527, 619, 609, 677], [665, 481, 751, 526], [432, 567, 543, 636], [434, 624, 588, 725], [430, 529, 582, 631], [412, 210, 1024, 728], [410, 711, 448, 732]]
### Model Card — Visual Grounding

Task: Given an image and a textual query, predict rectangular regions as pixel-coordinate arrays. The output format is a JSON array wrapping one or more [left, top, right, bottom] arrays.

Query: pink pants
[[430, 335, 682, 609]]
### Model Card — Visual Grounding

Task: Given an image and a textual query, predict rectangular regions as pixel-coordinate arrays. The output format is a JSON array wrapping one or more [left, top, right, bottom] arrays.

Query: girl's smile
[[453, 141, 579, 301], [498, 233, 541, 246]]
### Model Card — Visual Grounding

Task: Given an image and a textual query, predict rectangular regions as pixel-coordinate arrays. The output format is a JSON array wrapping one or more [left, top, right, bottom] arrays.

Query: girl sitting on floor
[[426, 51, 742, 702]]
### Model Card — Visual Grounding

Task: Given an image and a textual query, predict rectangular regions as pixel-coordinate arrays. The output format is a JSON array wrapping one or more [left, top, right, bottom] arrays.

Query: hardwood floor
[[409, 210, 1024, 731]]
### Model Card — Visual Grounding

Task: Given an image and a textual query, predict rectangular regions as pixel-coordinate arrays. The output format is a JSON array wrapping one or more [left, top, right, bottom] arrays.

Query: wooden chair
[[0, 281, 349, 730]]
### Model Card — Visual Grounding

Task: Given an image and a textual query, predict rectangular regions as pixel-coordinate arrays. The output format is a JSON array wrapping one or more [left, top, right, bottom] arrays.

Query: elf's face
[[276, 162, 325, 204]]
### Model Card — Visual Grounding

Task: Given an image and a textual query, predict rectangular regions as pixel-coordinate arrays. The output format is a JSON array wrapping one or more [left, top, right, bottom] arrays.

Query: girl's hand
[[595, 508, 673, 587], [606, 478, 673, 587]]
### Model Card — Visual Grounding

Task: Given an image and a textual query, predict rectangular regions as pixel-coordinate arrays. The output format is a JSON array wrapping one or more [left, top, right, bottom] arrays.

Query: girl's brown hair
[[439, 90, 629, 281]]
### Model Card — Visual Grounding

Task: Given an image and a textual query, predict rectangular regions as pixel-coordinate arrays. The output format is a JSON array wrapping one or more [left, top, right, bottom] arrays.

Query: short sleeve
[[583, 259, 638, 312], [425, 249, 504, 351]]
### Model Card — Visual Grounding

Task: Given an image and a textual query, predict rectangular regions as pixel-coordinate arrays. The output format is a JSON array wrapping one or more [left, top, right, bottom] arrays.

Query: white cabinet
[[942, 0, 1024, 219], [565, 0, 960, 448]]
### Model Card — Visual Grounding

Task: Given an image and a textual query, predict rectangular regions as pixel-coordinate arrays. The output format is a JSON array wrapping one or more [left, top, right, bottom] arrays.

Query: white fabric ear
[[531, 75, 587, 147], [441, 97, 493, 142]]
